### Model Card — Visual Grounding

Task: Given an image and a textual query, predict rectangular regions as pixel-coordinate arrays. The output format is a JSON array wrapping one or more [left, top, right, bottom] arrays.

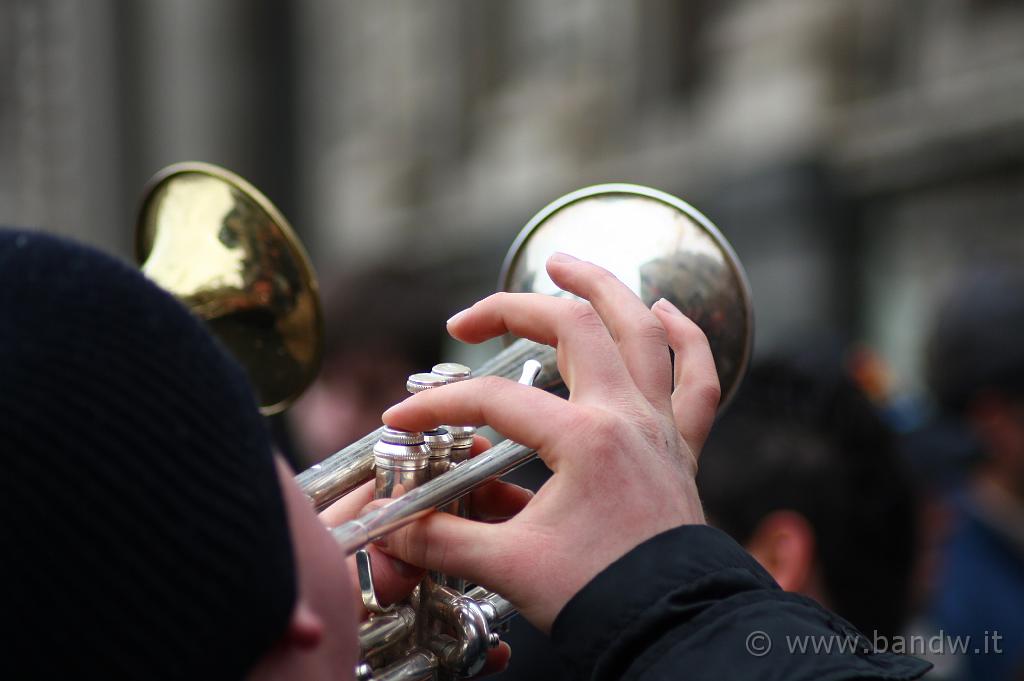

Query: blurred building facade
[[2, 0, 1023, 395]]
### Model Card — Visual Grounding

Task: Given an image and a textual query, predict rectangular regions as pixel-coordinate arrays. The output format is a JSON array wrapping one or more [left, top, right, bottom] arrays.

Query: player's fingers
[[469, 479, 534, 521], [547, 254, 673, 409], [383, 378, 577, 469], [652, 299, 720, 453], [446, 292, 629, 398]]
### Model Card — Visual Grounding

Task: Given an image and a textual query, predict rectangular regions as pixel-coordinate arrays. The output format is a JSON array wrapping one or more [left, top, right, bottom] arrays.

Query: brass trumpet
[[135, 162, 754, 680]]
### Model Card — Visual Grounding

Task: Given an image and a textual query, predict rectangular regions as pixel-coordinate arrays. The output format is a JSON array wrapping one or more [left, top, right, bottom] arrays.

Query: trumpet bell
[[135, 162, 323, 415], [500, 184, 753, 407]]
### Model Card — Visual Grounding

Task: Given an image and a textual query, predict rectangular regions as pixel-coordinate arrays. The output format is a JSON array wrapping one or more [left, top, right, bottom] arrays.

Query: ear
[[282, 600, 324, 650], [744, 510, 816, 593]]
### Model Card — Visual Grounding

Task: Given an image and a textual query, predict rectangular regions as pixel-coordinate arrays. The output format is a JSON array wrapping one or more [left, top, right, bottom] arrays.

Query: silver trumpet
[[135, 165, 754, 681], [296, 183, 754, 512], [345, 356, 542, 681]]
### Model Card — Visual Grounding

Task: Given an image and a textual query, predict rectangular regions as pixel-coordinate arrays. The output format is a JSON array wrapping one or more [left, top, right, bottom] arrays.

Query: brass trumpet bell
[[500, 184, 753, 407], [135, 162, 323, 415]]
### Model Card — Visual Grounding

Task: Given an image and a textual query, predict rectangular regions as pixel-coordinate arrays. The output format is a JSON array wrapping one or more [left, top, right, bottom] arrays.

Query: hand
[[318, 479, 423, 620], [318, 436, 533, 620], [374, 253, 720, 632]]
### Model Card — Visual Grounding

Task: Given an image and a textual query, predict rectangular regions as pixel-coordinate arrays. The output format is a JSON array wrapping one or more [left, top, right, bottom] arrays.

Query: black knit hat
[[0, 229, 297, 679]]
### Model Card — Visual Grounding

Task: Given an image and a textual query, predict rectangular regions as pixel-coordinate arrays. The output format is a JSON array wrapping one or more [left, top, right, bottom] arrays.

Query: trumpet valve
[[373, 428, 430, 500]]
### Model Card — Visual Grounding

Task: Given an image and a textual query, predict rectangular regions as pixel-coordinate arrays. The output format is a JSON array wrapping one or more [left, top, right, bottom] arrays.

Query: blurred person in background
[[698, 356, 919, 639], [492, 352, 926, 681], [924, 267, 1024, 681], [290, 264, 452, 466]]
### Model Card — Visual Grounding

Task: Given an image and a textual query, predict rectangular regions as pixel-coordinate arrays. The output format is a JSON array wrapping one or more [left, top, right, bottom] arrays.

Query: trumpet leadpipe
[[296, 428, 380, 510]]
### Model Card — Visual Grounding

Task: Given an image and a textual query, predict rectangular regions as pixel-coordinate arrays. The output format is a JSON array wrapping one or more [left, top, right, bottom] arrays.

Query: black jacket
[[550, 525, 931, 680]]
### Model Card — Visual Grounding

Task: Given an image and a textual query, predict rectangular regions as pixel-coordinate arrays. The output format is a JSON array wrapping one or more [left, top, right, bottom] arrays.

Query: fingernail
[[447, 308, 470, 326], [387, 555, 422, 579], [548, 252, 579, 264], [653, 297, 683, 316]]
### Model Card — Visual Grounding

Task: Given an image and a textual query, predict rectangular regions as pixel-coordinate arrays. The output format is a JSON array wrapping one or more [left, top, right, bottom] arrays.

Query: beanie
[[0, 229, 297, 679]]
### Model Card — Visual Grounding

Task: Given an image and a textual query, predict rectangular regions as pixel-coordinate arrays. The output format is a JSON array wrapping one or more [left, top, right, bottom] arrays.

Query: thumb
[[372, 510, 504, 588]]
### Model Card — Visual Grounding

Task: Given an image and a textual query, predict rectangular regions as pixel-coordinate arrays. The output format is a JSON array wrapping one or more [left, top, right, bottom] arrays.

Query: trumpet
[[297, 184, 754, 512], [136, 162, 754, 680]]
